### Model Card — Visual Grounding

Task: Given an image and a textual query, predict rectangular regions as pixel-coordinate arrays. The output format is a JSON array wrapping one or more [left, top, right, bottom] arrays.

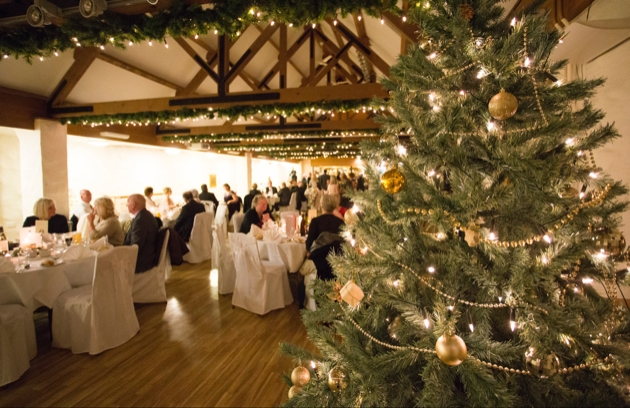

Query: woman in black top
[[305, 194, 345, 252], [23, 197, 69, 234]]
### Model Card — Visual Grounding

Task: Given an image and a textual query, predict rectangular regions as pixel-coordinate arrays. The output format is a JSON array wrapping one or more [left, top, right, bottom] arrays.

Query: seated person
[[305, 194, 345, 253], [86, 196, 124, 246], [144, 187, 158, 213], [265, 179, 277, 196], [199, 184, 219, 209], [174, 191, 206, 242], [244, 183, 262, 211], [274, 182, 292, 211], [191, 188, 201, 203], [123, 194, 158, 273], [239, 195, 271, 234], [223, 184, 241, 220], [23, 198, 70, 234]]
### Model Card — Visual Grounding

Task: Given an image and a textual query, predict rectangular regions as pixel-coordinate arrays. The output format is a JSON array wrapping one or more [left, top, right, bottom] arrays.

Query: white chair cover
[[52, 246, 140, 355], [0, 304, 37, 387], [232, 213, 245, 233], [201, 200, 215, 213], [303, 272, 317, 311], [228, 233, 293, 315], [214, 203, 228, 238], [183, 212, 214, 264], [212, 227, 236, 295], [132, 230, 170, 303]]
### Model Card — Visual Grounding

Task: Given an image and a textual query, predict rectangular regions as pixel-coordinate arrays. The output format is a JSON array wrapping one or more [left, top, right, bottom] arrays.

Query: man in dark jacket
[[239, 195, 271, 234], [318, 169, 330, 191], [274, 182, 292, 211], [124, 194, 158, 273], [198, 184, 219, 209], [174, 191, 206, 242], [244, 183, 262, 211]]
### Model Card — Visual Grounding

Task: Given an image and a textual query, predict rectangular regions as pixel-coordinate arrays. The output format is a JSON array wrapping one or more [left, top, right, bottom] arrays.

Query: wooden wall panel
[[0, 87, 47, 130]]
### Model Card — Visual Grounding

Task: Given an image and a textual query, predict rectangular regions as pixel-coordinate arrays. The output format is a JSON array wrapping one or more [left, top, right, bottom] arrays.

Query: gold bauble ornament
[[525, 348, 561, 377], [460, 3, 474, 21], [288, 385, 302, 399], [344, 209, 359, 225], [291, 366, 311, 387], [461, 224, 481, 247], [560, 185, 579, 199], [595, 229, 626, 257], [435, 334, 468, 366], [380, 168, 406, 194], [387, 316, 403, 339], [327, 367, 348, 392], [488, 89, 519, 120]]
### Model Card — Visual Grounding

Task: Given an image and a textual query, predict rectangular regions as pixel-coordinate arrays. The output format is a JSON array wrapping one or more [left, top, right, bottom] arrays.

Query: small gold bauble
[[291, 366, 311, 387], [525, 348, 561, 377], [559, 185, 579, 199], [380, 168, 406, 194], [387, 316, 403, 339], [288, 385, 302, 399], [344, 209, 359, 225], [435, 334, 468, 366], [488, 89, 519, 120], [327, 367, 348, 392]]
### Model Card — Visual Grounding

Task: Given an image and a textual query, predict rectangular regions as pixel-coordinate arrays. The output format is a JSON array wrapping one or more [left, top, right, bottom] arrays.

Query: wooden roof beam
[[226, 24, 279, 86], [96, 52, 184, 93], [259, 27, 311, 89], [254, 25, 307, 79], [48, 46, 99, 106], [382, 10, 419, 45], [331, 22, 390, 76], [304, 41, 353, 86], [352, 11, 375, 80]]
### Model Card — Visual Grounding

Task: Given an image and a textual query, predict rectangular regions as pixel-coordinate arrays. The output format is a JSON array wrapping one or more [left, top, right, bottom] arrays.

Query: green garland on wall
[[1, 0, 400, 62], [161, 129, 379, 143], [61, 98, 379, 125]]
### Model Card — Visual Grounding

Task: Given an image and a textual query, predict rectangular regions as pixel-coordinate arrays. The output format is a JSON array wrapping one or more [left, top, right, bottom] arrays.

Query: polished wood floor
[[0, 261, 314, 406]]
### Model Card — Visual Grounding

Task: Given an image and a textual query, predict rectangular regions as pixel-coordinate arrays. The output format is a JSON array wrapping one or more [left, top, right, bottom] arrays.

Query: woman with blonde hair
[[23, 198, 69, 233], [86, 197, 124, 246], [160, 187, 177, 212], [326, 175, 339, 195]]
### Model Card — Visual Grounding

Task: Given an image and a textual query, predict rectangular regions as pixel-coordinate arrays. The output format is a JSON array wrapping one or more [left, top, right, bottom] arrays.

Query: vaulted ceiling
[[0, 0, 600, 159]]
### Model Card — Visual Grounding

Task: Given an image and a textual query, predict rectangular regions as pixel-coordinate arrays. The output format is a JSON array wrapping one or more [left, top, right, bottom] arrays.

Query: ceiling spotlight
[[79, 0, 107, 18], [26, 0, 61, 27]]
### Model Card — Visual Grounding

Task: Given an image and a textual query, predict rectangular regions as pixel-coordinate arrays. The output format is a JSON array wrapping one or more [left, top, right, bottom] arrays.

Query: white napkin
[[262, 219, 276, 231], [249, 225, 264, 239], [89, 236, 109, 250], [263, 228, 282, 243], [0, 257, 16, 273], [63, 245, 94, 261]]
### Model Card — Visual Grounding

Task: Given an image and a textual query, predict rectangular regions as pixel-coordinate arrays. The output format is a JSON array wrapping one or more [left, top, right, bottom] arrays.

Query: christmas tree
[[281, 0, 630, 406]]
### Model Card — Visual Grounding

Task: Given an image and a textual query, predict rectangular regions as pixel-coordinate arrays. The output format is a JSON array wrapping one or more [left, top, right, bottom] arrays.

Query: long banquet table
[[256, 240, 307, 273], [0, 256, 95, 312]]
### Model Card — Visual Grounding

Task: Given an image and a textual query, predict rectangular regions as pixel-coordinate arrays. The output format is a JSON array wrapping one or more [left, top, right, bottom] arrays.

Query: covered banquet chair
[[0, 304, 37, 386], [52, 246, 140, 355], [133, 229, 170, 303], [232, 213, 245, 233], [228, 233, 293, 315], [212, 224, 236, 295], [182, 212, 214, 264]]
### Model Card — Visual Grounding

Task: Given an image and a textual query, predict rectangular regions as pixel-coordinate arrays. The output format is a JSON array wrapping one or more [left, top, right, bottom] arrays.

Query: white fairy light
[[423, 318, 430, 329], [447, 305, 454, 311], [524, 57, 531, 67], [459, 90, 466, 96], [469, 323, 474, 332], [128, 41, 133, 46], [556, 80, 563, 86], [488, 232, 498, 241], [100, 45, 105, 50], [396, 144, 407, 156], [487, 121, 496, 131], [148, 41, 153, 46], [565, 137, 575, 146], [589, 172, 598, 179], [510, 17, 517, 26], [510, 310, 517, 332], [428, 52, 437, 59], [312, 23, 316, 28], [392, 280, 400, 287], [582, 277, 593, 284], [498, 296, 503, 303], [270, 20, 275, 26], [427, 266, 435, 273], [402, 15, 407, 22], [427, 170, 436, 177], [541, 255, 549, 264], [352, 204, 360, 213], [432, 105, 440, 112], [543, 234, 552, 244], [477, 68, 487, 79]]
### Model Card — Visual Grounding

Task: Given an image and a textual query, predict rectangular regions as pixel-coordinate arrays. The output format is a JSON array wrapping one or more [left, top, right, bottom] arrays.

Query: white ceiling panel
[[66, 59, 175, 104], [0, 50, 74, 97]]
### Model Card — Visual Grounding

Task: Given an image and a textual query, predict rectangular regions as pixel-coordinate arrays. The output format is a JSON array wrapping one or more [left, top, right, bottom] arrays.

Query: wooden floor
[[0, 261, 315, 407]]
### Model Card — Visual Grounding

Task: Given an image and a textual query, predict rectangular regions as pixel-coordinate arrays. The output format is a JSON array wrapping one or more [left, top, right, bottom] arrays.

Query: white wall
[[582, 40, 630, 239], [0, 128, 23, 240], [251, 158, 296, 190]]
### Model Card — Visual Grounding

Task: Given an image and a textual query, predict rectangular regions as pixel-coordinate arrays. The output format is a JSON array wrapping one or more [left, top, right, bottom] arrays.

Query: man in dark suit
[[174, 191, 206, 242], [239, 195, 271, 234], [124, 194, 158, 273], [265, 179, 277, 196], [198, 184, 219, 209], [274, 182, 292, 211], [318, 169, 330, 191], [244, 183, 262, 211]]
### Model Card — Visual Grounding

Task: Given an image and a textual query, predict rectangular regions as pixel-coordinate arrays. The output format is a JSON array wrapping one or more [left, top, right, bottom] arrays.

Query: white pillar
[[15, 120, 69, 219], [245, 152, 253, 191]]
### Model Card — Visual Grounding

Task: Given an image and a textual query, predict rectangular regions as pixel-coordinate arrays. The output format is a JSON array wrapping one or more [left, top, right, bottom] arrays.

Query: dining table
[[0, 254, 96, 312], [257, 238, 307, 273]]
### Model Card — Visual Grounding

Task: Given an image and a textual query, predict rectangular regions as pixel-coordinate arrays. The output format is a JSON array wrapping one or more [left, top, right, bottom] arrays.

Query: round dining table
[[256, 239, 307, 273]]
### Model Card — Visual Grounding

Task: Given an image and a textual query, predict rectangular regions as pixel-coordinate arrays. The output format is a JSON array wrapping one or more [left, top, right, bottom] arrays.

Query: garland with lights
[[0, 0, 400, 62], [61, 98, 378, 126], [161, 129, 378, 144]]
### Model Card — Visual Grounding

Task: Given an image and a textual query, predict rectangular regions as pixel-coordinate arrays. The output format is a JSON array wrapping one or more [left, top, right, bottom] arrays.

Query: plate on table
[[41, 259, 63, 267]]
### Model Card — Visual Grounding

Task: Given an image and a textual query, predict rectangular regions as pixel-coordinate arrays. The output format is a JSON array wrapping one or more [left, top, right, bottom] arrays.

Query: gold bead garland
[[376, 184, 611, 249], [345, 305, 611, 377]]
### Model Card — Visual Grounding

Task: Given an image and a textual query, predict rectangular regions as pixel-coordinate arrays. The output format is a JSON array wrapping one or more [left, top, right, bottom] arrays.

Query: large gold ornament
[[327, 281, 343, 303], [595, 229, 626, 257], [387, 316, 403, 339], [291, 366, 311, 387], [435, 334, 468, 366], [525, 348, 561, 377], [327, 367, 348, 392], [488, 89, 519, 120], [288, 385, 302, 399], [380, 168, 406, 194]]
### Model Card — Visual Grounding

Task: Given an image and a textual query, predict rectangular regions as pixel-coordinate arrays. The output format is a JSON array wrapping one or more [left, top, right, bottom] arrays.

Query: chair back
[[215, 203, 228, 236], [91, 245, 139, 354], [184, 212, 213, 264], [288, 192, 297, 210], [212, 227, 236, 294], [229, 233, 264, 290], [132, 230, 169, 303], [233, 213, 245, 233], [201, 200, 215, 213]]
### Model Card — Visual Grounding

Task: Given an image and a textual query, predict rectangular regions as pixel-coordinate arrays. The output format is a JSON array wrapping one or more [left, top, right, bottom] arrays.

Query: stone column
[[245, 152, 253, 191]]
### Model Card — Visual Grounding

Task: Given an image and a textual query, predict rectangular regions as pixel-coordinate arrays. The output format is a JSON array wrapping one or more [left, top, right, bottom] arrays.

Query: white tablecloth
[[257, 240, 306, 273], [0, 256, 95, 312]]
